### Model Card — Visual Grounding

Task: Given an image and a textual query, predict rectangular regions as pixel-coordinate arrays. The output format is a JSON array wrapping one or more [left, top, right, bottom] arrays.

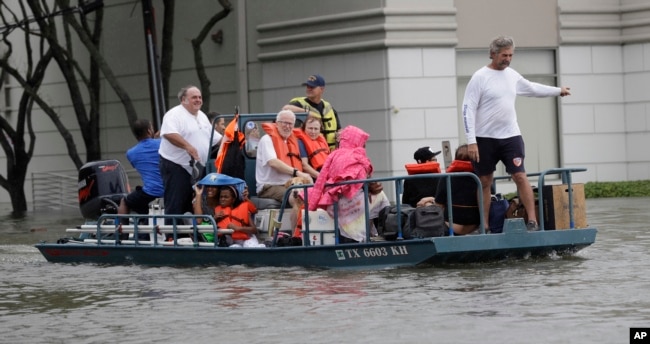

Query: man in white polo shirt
[[158, 85, 222, 219]]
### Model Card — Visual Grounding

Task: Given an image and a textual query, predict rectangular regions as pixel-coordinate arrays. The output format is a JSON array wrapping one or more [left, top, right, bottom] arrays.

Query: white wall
[[559, 44, 650, 183], [386, 48, 458, 172]]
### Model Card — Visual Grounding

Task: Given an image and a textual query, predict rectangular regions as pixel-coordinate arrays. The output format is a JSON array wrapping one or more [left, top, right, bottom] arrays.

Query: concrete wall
[[557, 0, 650, 182], [1, 0, 649, 206]]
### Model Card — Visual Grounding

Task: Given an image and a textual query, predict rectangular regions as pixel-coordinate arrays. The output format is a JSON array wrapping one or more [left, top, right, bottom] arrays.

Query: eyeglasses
[[276, 120, 294, 127]]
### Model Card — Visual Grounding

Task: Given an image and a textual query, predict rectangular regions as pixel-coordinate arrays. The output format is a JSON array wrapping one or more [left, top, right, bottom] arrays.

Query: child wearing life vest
[[214, 185, 264, 247]]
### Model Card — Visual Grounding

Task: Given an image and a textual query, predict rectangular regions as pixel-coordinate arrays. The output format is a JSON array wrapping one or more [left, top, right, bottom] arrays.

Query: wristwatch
[[292, 168, 298, 177]]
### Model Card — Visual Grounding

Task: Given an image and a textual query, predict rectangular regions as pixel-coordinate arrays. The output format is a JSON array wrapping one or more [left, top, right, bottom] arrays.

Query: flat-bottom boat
[[35, 155, 596, 269]]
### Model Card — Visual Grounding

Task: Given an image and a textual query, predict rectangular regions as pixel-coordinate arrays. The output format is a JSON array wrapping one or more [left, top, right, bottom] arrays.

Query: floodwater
[[1, 198, 649, 344]]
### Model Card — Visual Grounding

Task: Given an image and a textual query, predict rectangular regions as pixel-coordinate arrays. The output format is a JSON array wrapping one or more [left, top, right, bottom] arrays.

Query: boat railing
[[536, 167, 586, 230], [66, 213, 232, 247], [493, 167, 586, 231], [274, 167, 587, 246], [273, 172, 485, 246], [65, 167, 587, 248]]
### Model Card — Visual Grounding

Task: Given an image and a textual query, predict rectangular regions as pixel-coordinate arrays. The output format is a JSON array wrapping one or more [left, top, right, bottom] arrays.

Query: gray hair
[[489, 36, 514, 56], [276, 109, 296, 122], [177, 85, 198, 102]]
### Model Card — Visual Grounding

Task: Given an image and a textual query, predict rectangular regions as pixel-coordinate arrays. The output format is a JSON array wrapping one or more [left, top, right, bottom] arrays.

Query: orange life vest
[[405, 161, 441, 175], [214, 203, 252, 241], [261, 123, 302, 170], [293, 129, 329, 171], [293, 205, 305, 238], [214, 114, 245, 173]]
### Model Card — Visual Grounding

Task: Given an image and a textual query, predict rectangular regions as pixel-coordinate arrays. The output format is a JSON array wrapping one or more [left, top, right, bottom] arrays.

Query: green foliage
[[584, 180, 650, 198], [502, 180, 650, 199]]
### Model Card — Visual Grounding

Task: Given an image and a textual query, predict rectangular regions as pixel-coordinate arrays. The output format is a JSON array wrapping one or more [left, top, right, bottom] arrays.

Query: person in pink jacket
[[307, 125, 388, 242]]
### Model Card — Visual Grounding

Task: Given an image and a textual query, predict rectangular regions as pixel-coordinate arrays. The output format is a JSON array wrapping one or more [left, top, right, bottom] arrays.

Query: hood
[[338, 125, 369, 149]]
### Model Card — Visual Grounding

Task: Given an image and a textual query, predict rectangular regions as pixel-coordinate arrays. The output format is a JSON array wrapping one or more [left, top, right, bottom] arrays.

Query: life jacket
[[261, 123, 302, 170], [242, 200, 257, 215], [289, 97, 338, 150], [293, 206, 304, 238], [214, 114, 245, 179], [214, 203, 252, 241], [405, 161, 441, 175], [446, 160, 474, 173], [293, 129, 329, 171]]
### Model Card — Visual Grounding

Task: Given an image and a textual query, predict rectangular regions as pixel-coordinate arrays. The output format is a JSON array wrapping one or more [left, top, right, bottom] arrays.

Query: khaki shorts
[[258, 184, 288, 203]]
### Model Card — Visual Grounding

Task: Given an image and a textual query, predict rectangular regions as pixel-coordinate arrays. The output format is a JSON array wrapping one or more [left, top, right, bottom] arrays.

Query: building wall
[[557, 0, 650, 182], [249, 0, 457, 186], [1, 0, 649, 205]]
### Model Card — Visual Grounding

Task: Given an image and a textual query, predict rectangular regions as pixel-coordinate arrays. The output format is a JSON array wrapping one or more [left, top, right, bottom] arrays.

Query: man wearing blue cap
[[283, 74, 341, 150]]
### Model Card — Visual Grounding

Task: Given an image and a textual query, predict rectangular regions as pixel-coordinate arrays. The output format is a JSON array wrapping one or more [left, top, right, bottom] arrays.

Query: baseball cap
[[302, 74, 325, 87], [413, 146, 441, 163]]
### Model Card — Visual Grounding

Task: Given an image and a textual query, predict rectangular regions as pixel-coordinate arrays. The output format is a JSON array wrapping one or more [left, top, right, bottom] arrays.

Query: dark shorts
[[473, 136, 526, 176], [444, 206, 481, 225], [124, 186, 157, 215]]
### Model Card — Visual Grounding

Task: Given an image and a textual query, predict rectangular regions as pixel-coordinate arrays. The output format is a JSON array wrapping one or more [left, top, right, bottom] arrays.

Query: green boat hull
[[35, 227, 597, 269]]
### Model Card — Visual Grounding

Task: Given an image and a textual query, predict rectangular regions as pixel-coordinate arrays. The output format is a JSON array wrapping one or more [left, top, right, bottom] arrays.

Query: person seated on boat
[[193, 184, 220, 218], [207, 111, 226, 159], [419, 144, 480, 235], [307, 125, 385, 243], [402, 146, 442, 207], [241, 185, 258, 216], [244, 121, 261, 157], [293, 116, 330, 181], [255, 110, 313, 203], [213, 185, 264, 247], [367, 181, 391, 236], [117, 119, 164, 228]]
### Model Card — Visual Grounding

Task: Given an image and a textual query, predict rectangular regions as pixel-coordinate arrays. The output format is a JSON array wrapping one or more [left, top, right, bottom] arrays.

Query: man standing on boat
[[462, 35, 571, 231], [158, 85, 222, 220], [282, 74, 341, 151]]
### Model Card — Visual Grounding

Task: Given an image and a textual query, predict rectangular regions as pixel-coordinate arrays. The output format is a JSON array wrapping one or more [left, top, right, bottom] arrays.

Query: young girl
[[193, 184, 220, 217], [214, 186, 263, 247]]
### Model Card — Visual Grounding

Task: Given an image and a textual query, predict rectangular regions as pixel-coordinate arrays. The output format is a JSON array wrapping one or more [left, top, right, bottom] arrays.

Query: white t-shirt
[[255, 134, 291, 194], [462, 66, 560, 144], [158, 104, 222, 174]]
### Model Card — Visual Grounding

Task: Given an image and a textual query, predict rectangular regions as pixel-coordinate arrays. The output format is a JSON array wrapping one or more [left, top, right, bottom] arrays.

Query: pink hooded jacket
[[307, 125, 373, 210]]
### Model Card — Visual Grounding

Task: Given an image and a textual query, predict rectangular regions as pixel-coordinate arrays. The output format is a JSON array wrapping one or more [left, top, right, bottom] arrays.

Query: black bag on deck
[[403, 204, 447, 239], [377, 205, 416, 240], [489, 194, 509, 233]]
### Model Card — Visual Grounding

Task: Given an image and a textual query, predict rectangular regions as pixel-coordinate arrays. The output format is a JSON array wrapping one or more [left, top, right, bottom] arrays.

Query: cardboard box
[[542, 184, 587, 229], [302, 229, 336, 246], [302, 209, 335, 231], [302, 209, 335, 245], [258, 209, 294, 236]]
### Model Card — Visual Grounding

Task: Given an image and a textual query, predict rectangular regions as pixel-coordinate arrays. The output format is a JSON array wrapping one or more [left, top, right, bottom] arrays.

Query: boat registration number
[[336, 246, 408, 260]]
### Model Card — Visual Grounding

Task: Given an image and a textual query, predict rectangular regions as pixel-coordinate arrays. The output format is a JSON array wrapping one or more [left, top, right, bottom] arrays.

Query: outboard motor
[[78, 160, 130, 220]]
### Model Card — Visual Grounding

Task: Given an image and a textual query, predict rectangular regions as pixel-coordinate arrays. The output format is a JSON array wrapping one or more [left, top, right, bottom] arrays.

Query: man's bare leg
[[479, 173, 494, 231], [512, 171, 538, 229]]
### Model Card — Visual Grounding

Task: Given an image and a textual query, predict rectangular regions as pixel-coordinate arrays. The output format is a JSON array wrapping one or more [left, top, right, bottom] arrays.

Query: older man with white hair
[[255, 110, 312, 202]]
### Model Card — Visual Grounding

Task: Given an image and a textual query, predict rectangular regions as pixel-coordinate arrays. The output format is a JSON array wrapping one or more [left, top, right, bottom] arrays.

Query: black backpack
[[377, 205, 416, 240], [403, 204, 447, 239]]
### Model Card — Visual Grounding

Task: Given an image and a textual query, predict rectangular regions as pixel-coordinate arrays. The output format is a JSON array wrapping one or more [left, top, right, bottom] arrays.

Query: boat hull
[[35, 228, 597, 269]]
